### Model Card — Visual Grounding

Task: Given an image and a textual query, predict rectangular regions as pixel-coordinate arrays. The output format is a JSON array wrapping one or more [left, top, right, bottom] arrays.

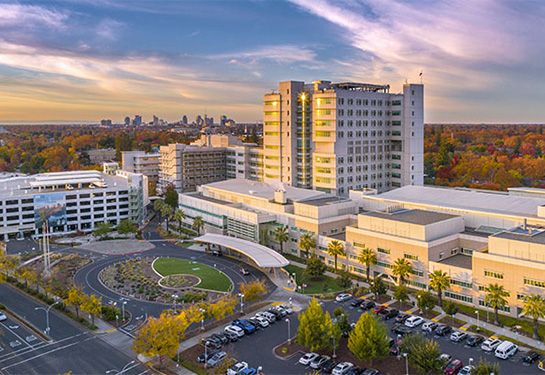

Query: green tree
[[473, 358, 500, 375], [415, 290, 436, 314], [370, 277, 388, 299], [522, 294, 545, 339], [305, 255, 326, 277], [347, 312, 390, 366], [164, 184, 179, 208], [357, 246, 377, 282], [336, 270, 352, 288], [484, 283, 509, 325], [442, 300, 459, 324], [153, 198, 165, 213], [297, 298, 336, 352], [298, 233, 316, 258], [192, 216, 205, 236], [93, 222, 112, 239], [117, 218, 137, 235], [64, 286, 85, 319], [333, 307, 351, 335], [160, 203, 174, 232], [393, 285, 409, 310], [392, 258, 411, 285], [400, 333, 443, 374], [327, 240, 345, 271], [0, 248, 17, 283], [173, 208, 186, 234], [273, 225, 289, 254], [429, 269, 450, 308], [81, 294, 102, 325]]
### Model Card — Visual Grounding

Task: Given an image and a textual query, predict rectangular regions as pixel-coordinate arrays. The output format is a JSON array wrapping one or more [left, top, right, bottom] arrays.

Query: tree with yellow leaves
[[81, 294, 102, 325], [64, 286, 85, 319], [0, 248, 17, 284], [199, 296, 238, 321], [240, 281, 267, 302]]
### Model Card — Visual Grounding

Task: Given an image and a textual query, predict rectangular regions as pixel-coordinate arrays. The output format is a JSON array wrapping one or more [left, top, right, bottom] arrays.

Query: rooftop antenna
[[419, 70, 423, 84]]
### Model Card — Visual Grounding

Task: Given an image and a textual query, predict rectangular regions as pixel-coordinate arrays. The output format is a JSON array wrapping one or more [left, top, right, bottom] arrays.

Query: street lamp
[[199, 308, 205, 331], [172, 294, 179, 312], [121, 301, 127, 321], [116, 314, 119, 327], [331, 335, 336, 359], [204, 341, 209, 368], [417, 294, 421, 314], [105, 360, 135, 374], [475, 310, 480, 330], [35, 301, 60, 336], [403, 353, 409, 375], [285, 318, 291, 344], [292, 273, 297, 286], [238, 293, 245, 314]]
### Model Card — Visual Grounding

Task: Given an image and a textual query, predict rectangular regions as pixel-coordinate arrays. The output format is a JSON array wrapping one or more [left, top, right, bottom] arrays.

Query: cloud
[[0, 3, 69, 28], [95, 19, 126, 41], [214, 45, 316, 64]]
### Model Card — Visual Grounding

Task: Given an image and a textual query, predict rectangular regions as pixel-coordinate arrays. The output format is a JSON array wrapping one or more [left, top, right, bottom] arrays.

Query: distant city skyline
[[0, 0, 544, 124]]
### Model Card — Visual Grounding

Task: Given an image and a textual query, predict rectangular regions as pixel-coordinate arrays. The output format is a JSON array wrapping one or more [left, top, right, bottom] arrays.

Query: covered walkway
[[194, 233, 289, 268]]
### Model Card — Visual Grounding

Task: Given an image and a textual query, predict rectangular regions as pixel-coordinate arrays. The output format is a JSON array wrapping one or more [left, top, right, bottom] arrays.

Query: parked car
[[391, 324, 414, 336], [382, 308, 399, 320], [270, 306, 287, 317], [223, 330, 239, 342], [435, 324, 453, 336], [310, 355, 331, 369], [227, 361, 248, 375], [321, 359, 338, 374], [299, 352, 319, 365], [395, 313, 409, 323], [495, 340, 518, 359], [256, 311, 276, 323], [444, 359, 463, 375], [523, 350, 541, 364], [404, 316, 424, 328], [346, 367, 365, 375], [362, 369, 379, 375], [207, 351, 227, 367], [373, 305, 387, 314], [450, 331, 468, 343], [211, 333, 229, 344], [239, 368, 257, 375], [225, 325, 245, 337], [240, 268, 250, 275], [422, 321, 438, 332], [267, 308, 283, 320], [439, 353, 452, 369], [247, 318, 262, 330], [332, 362, 354, 375], [201, 336, 222, 350], [253, 316, 270, 328], [232, 319, 256, 334], [197, 350, 217, 363], [458, 365, 475, 375], [0, 312, 6, 322], [465, 335, 484, 347], [360, 301, 376, 310], [276, 304, 293, 314], [351, 299, 364, 308], [481, 338, 502, 352], [336, 293, 352, 303]]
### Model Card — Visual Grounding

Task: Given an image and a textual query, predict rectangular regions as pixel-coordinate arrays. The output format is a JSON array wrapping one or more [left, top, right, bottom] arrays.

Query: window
[[376, 247, 390, 254], [479, 300, 510, 312], [524, 278, 545, 288], [484, 270, 503, 279], [404, 253, 418, 261], [450, 279, 472, 288], [461, 248, 473, 255], [376, 261, 392, 269], [445, 291, 473, 303]]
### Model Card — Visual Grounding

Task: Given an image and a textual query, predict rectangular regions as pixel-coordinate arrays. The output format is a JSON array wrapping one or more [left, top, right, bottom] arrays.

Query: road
[[0, 284, 149, 375]]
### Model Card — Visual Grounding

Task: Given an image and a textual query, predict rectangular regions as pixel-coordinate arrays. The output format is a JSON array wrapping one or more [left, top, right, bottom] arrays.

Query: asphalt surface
[[0, 284, 149, 375], [213, 299, 544, 375]]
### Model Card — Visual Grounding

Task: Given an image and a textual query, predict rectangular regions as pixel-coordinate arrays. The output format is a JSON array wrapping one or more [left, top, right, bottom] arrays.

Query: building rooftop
[[204, 179, 325, 202], [300, 196, 350, 207], [492, 226, 545, 245], [374, 185, 545, 218], [438, 254, 472, 270], [363, 208, 459, 225]]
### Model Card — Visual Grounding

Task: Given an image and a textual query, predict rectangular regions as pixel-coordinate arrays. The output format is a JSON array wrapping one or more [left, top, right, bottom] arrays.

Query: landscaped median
[[283, 264, 347, 295]]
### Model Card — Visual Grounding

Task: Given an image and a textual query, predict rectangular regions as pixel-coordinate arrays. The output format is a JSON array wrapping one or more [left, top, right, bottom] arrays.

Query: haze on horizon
[[0, 0, 544, 124]]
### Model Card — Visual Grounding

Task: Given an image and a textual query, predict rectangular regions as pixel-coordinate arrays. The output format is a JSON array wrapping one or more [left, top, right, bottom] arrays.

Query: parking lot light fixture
[[285, 318, 291, 344], [172, 294, 179, 312], [475, 310, 479, 329], [199, 308, 205, 331], [331, 335, 336, 359], [403, 353, 409, 375], [238, 293, 245, 314], [35, 300, 60, 336]]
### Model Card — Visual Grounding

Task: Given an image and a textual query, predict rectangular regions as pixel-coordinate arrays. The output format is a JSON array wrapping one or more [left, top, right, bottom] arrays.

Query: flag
[[419, 71, 423, 77]]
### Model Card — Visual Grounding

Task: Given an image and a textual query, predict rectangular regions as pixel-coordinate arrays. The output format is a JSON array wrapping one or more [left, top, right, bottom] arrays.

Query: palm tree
[[192, 216, 205, 236], [298, 233, 316, 258], [173, 208, 186, 234], [160, 203, 173, 231], [357, 246, 377, 282], [484, 283, 509, 326], [327, 240, 345, 271], [273, 226, 289, 254], [522, 294, 545, 339], [429, 269, 450, 308], [392, 258, 412, 285]]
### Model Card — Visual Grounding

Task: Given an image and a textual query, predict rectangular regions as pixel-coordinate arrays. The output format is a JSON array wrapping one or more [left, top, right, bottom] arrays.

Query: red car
[[373, 305, 387, 314], [444, 359, 463, 375]]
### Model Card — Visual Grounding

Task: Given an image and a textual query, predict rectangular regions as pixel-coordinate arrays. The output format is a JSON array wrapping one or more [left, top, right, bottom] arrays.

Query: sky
[[0, 0, 544, 124]]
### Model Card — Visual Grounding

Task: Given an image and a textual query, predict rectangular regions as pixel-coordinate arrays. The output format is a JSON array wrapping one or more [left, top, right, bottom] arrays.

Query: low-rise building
[[122, 151, 160, 182], [87, 149, 116, 163]]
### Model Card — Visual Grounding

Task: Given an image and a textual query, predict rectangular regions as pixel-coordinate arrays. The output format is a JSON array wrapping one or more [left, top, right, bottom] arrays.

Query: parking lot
[[0, 313, 47, 371], [194, 297, 545, 375]]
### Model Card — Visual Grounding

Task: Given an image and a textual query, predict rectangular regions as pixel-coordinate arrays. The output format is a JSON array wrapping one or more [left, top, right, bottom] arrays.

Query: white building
[[122, 151, 160, 182], [0, 170, 148, 240]]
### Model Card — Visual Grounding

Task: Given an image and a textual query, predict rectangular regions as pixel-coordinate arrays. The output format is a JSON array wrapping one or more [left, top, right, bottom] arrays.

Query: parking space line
[[0, 323, 33, 349]]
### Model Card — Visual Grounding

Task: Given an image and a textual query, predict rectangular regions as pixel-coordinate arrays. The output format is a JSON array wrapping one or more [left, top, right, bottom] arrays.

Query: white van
[[495, 340, 518, 359]]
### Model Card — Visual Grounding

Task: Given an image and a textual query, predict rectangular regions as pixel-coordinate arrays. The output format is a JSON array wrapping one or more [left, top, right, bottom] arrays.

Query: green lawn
[[153, 258, 233, 292], [284, 264, 346, 294]]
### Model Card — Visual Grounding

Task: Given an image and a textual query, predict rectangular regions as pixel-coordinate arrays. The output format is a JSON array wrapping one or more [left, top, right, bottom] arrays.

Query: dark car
[[211, 333, 229, 344], [382, 308, 399, 320], [211, 250, 222, 256], [360, 301, 376, 310], [435, 324, 452, 336], [197, 350, 217, 363], [391, 324, 414, 336], [321, 359, 338, 374], [351, 299, 364, 308], [523, 350, 541, 364], [362, 370, 379, 375], [395, 314, 409, 323], [247, 318, 262, 330], [466, 334, 484, 347], [223, 331, 239, 342], [201, 336, 222, 349], [346, 367, 365, 375], [267, 308, 283, 319]]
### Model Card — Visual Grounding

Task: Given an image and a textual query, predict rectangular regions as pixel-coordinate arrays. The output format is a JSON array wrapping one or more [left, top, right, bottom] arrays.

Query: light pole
[[292, 273, 297, 287], [121, 301, 127, 321], [35, 301, 60, 336], [204, 341, 209, 368], [403, 353, 409, 375], [116, 314, 119, 327], [238, 293, 245, 314], [417, 294, 421, 314], [285, 318, 291, 344], [475, 310, 480, 330], [331, 335, 336, 359], [105, 360, 135, 374], [172, 294, 179, 312], [200, 308, 205, 331]]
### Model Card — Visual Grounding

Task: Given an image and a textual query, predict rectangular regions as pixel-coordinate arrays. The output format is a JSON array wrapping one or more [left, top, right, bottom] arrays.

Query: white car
[[481, 338, 502, 352], [332, 362, 354, 375], [0, 312, 6, 322], [225, 325, 245, 337], [458, 365, 474, 375], [404, 316, 424, 328], [277, 304, 293, 314], [256, 311, 276, 323], [253, 316, 270, 328], [299, 352, 319, 365], [335, 293, 352, 303], [450, 331, 468, 342], [310, 355, 330, 369], [227, 361, 248, 375], [422, 321, 438, 331]]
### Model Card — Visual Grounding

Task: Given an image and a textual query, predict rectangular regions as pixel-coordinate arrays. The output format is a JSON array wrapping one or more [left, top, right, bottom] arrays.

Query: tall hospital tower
[[262, 81, 423, 196]]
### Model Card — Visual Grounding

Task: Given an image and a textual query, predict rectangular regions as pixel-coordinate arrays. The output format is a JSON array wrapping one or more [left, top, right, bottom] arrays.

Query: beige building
[[87, 149, 116, 163], [122, 151, 160, 183]]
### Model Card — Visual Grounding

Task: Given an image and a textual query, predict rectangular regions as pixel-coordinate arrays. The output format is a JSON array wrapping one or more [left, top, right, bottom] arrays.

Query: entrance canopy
[[194, 233, 289, 268]]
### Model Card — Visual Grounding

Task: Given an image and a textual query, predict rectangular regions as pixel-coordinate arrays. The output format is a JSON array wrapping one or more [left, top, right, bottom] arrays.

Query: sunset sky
[[0, 0, 544, 124]]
